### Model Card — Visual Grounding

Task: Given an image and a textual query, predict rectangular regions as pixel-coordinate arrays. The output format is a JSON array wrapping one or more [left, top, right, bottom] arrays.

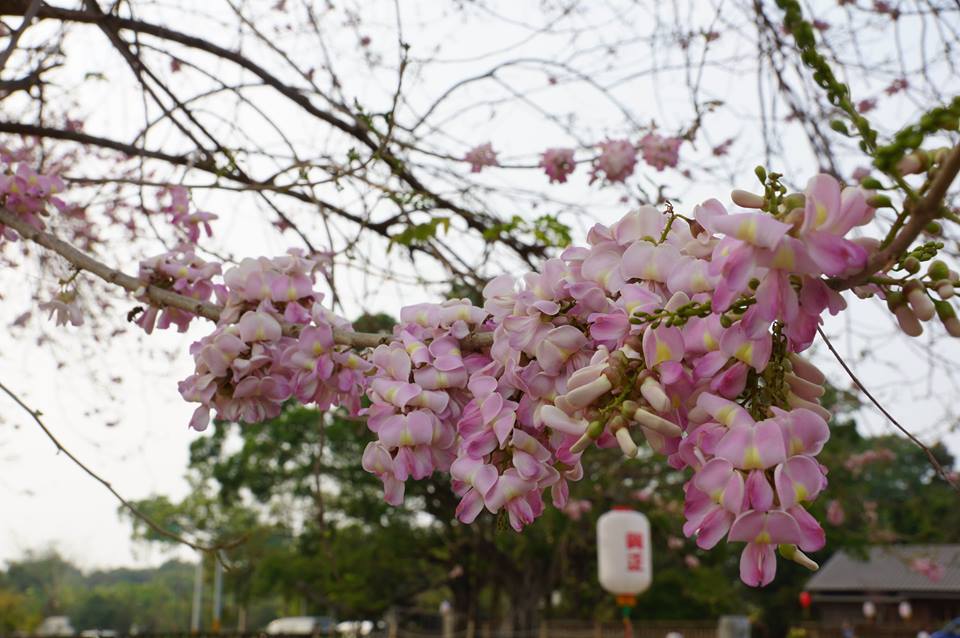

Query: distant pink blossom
[[464, 143, 498, 173], [591, 139, 637, 184], [639, 133, 682, 171], [540, 148, 576, 183]]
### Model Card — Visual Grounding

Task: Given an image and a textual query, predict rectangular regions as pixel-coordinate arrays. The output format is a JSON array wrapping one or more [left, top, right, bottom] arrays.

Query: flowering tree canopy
[[0, 0, 959, 588]]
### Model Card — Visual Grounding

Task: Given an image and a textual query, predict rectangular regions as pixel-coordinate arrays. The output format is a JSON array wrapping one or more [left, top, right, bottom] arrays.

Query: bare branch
[[0, 378, 247, 557], [817, 327, 960, 492]]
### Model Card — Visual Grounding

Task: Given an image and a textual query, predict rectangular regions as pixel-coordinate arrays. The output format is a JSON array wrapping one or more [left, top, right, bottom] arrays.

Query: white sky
[[1, 0, 959, 570]]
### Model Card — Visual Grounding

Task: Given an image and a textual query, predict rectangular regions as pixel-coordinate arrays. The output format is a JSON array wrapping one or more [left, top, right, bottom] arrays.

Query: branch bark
[[830, 143, 960, 291], [0, 206, 495, 349]]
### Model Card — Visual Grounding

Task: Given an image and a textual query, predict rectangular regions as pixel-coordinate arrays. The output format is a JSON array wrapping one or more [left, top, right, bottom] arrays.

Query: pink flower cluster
[[464, 143, 498, 173], [910, 556, 946, 582], [681, 394, 830, 586], [355, 173, 877, 585], [0, 160, 67, 242], [508, 135, 688, 184], [540, 148, 576, 183], [161, 186, 217, 244], [638, 133, 683, 172], [843, 447, 896, 474], [135, 247, 222, 333], [178, 249, 368, 431], [362, 300, 490, 505], [38, 290, 83, 327], [591, 139, 637, 184]]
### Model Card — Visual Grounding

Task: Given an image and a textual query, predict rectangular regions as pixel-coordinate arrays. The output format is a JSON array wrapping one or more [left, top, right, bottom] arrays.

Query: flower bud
[[731, 189, 765, 209], [935, 299, 957, 321], [782, 193, 805, 210], [560, 375, 613, 411], [906, 282, 935, 321], [937, 282, 955, 300], [786, 392, 832, 421], [614, 427, 639, 458], [934, 300, 960, 336], [860, 177, 882, 190], [786, 373, 824, 400], [925, 221, 943, 235], [896, 153, 926, 175], [885, 290, 905, 311], [603, 366, 623, 388], [787, 353, 826, 385], [894, 305, 923, 337], [632, 408, 682, 437], [620, 400, 640, 419], [778, 544, 819, 571], [867, 194, 893, 208], [640, 376, 671, 413], [570, 420, 605, 454], [928, 260, 950, 281], [902, 257, 921, 274]]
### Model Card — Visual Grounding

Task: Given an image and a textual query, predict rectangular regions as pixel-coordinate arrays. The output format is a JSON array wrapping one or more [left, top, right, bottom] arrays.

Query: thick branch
[[0, 206, 495, 349], [831, 143, 960, 291]]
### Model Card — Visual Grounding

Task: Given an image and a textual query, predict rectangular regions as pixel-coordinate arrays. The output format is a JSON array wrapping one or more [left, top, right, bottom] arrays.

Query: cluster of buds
[[882, 259, 960, 337]]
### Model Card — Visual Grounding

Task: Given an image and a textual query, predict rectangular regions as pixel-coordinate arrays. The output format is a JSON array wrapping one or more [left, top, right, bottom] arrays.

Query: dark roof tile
[[806, 545, 960, 592]]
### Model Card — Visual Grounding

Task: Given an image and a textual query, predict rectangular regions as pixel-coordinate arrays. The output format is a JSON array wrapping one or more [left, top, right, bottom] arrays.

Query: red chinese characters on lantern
[[626, 532, 645, 572]]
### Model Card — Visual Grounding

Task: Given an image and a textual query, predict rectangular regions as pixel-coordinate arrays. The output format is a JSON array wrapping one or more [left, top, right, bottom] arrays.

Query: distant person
[[842, 621, 856, 638]]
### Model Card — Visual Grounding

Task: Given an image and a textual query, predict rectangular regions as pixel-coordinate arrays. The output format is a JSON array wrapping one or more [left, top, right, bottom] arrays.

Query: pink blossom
[[591, 139, 637, 184], [540, 148, 576, 183], [638, 133, 682, 171], [464, 143, 498, 173]]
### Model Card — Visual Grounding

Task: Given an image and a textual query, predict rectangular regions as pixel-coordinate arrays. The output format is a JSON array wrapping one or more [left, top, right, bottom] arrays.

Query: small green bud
[[587, 420, 604, 439], [829, 119, 850, 135], [782, 193, 805, 210], [926, 221, 943, 235], [621, 400, 640, 419], [903, 257, 921, 274], [867, 194, 893, 208], [928, 260, 950, 281], [886, 291, 905, 310], [720, 314, 734, 328], [748, 278, 761, 290], [861, 177, 883, 190], [935, 300, 957, 321], [755, 166, 767, 183]]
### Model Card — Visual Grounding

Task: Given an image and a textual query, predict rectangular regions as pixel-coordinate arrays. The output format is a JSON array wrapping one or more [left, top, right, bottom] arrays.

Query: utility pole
[[191, 554, 203, 634], [212, 555, 223, 633]]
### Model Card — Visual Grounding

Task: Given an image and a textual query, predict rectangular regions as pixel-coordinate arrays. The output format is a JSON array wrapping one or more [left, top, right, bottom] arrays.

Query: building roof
[[806, 545, 960, 593]]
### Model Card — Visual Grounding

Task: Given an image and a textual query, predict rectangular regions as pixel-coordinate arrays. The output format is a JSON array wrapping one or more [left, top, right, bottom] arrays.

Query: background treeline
[[1, 383, 957, 638]]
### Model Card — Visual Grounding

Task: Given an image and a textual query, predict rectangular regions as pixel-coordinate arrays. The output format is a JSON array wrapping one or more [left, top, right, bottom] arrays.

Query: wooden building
[[804, 545, 960, 627]]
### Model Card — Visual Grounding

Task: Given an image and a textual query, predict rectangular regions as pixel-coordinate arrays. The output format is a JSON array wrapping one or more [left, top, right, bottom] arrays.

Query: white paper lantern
[[898, 601, 912, 620], [597, 508, 652, 595]]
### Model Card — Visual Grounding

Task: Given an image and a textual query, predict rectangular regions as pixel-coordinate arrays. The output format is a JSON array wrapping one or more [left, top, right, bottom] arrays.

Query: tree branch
[[0, 378, 247, 558], [0, 206, 495, 349], [817, 327, 959, 492], [831, 143, 960, 291]]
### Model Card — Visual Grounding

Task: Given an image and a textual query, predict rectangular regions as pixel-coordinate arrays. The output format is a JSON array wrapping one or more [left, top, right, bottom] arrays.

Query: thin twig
[[817, 327, 960, 493], [0, 379, 247, 558]]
